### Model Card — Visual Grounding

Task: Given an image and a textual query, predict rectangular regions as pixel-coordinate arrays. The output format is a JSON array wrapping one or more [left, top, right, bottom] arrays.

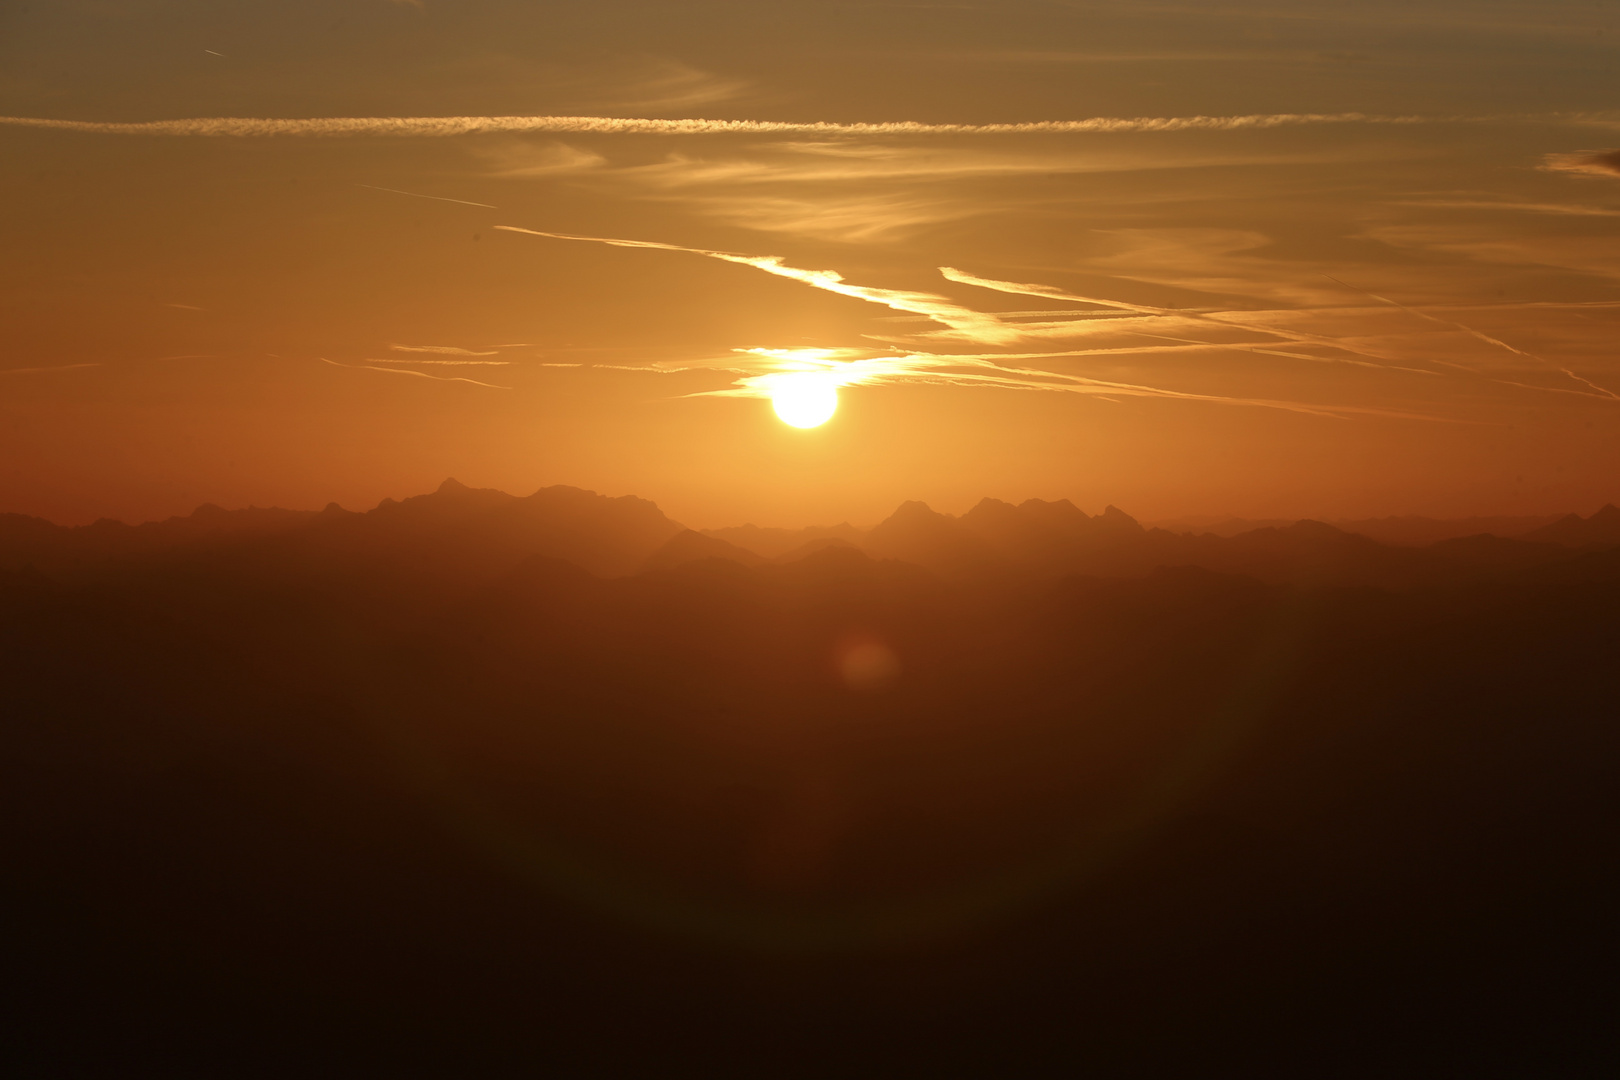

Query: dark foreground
[[3, 486, 1618, 1076]]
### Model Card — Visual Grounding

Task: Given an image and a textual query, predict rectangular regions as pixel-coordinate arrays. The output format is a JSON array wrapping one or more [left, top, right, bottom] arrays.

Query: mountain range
[[4, 478, 1617, 1074], [6, 480, 1617, 593]]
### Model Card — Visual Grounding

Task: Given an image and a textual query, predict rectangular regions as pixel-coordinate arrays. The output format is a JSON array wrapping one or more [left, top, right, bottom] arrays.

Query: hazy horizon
[[7, 473, 1610, 534]]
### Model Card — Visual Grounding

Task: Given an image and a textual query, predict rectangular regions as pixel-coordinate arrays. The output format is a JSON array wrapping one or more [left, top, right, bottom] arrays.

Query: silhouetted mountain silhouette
[[7, 483, 1616, 594], [701, 521, 865, 559], [3, 481, 1618, 1074], [642, 528, 765, 572], [1520, 503, 1620, 547]]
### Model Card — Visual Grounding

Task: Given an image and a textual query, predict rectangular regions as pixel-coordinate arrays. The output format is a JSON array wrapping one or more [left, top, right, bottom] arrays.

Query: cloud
[[320, 357, 510, 388], [389, 344, 501, 355], [0, 112, 1431, 139], [357, 184, 498, 209], [937, 262, 1617, 393], [492, 225, 1024, 344], [1365, 222, 1620, 283], [939, 266, 1172, 316], [581, 140, 1370, 239], [934, 262, 1419, 367], [490, 224, 1612, 402], [596, 60, 750, 113], [1392, 198, 1620, 218], [625, 346, 1451, 422], [1322, 276, 1620, 400], [473, 141, 606, 178], [366, 358, 510, 366], [614, 139, 1344, 188], [1542, 149, 1620, 178], [646, 191, 980, 242], [1, 363, 101, 375]]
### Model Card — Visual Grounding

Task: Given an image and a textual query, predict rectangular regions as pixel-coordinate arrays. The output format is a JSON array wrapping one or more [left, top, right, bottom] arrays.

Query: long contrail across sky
[[0, 112, 1439, 138]]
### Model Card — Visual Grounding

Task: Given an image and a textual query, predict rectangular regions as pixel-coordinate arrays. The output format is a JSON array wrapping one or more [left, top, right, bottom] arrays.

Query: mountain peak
[[641, 529, 763, 573], [890, 500, 944, 520], [436, 477, 471, 494], [1097, 505, 1144, 532]]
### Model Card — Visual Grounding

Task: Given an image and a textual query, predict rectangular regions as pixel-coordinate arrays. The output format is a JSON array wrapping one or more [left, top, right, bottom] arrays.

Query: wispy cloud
[[612, 139, 1347, 187], [487, 226, 1441, 415], [934, 263, 1433, 371], [593, 60, 750, 113], [1, 363, 101, 375], [1542, 149, 1620, 178], [320, 357, 510, 388], [941, 263, 1620, 395], [623, 346, 1450, 422], [492, 224, 1617, 405], [357, 184, 497, 209], [1365, 222, 1620, 285], [389, 344, 501, 356], [1393, 198, 1620, 218], [473, 141, 605, 178], [0, 112, 1436, 139], [366, 358, 510, 366], [1323, 276, 1620, 399], [493, 225, 1024, 344], [637, 191, 979, 242]]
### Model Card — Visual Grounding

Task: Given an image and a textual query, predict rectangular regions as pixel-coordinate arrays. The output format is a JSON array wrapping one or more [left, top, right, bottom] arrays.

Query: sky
[[3, 0, 1619, 528]]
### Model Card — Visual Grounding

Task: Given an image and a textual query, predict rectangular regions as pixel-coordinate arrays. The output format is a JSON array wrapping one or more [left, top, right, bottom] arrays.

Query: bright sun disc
[[769, 373, 838, 428]]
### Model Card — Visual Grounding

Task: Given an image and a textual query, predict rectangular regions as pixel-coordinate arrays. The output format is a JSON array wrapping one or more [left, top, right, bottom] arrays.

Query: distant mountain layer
[[1149, 513, 1568, 546], [700, 522, 866, 560], [3, 483, 1618, 592], [4, 481, 1619, 1072]]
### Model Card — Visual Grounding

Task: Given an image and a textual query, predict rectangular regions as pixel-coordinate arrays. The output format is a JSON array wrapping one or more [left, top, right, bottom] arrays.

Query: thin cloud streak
[[0, 112, 1437, 139], [320, 357, 511, 389], [493, 226, 1605, 404], [494, 226, 1022, 343], [1323, 277, 1620, 400], [366, 358, 511, 366], [1541, 149, 1620, 178], [390, 344, 501, 355], [1, 363, 102, 375], [657, 347, 1452, 422], [932, 266, 1549, 381], [358, 184, 497, 209]]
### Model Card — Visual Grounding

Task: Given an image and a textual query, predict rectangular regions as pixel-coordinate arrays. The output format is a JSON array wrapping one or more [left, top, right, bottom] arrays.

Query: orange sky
[[3, 1, 1619, 528]]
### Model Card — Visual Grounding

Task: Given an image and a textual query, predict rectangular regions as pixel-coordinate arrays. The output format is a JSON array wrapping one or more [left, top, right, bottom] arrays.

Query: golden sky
[[3, 0, 1619, 527]]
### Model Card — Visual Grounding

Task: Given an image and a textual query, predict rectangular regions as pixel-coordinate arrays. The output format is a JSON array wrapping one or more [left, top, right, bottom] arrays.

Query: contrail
[[495, 225, 1022, 343], [357, 184, 497, 209], [0, 112, 1436, 139], [1, 362, 101, 375], [320, 357, 510, 389], [1323, 276, 1620, 400]]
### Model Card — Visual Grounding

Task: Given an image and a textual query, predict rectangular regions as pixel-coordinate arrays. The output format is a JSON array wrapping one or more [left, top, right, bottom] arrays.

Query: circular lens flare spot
[[835, 634, 901, 691], [769, 373, 838, 428]]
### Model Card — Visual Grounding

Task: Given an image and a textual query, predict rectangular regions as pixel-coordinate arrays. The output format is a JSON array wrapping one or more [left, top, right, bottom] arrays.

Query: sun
[[769, 372, 839, 428]]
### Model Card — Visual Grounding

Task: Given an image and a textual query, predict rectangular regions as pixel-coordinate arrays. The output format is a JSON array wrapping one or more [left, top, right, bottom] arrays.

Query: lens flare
[[769, 373, 838, 428]]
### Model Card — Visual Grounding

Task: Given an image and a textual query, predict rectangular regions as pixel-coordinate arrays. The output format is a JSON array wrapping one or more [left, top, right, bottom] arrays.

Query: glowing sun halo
[[769, 373, 838, 428]]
